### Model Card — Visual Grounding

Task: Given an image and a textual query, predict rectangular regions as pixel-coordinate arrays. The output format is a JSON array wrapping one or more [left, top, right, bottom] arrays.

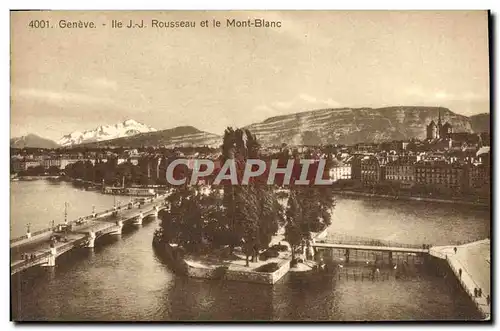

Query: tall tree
[[285, 191, 303, 261], [234, 185, 260, 266], [221, 127, 239, 253]]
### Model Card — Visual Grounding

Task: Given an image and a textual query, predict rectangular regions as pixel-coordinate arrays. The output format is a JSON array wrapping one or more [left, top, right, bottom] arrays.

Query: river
[[10, 180, 489, 321]]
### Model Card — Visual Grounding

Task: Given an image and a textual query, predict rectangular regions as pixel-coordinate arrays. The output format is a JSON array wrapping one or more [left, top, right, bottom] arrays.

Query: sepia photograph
[[9, 10, 491, 322]]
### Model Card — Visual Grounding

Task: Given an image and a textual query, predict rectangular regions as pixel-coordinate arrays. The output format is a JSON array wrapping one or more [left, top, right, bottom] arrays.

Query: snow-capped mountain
[[58, 119, 157, 146]]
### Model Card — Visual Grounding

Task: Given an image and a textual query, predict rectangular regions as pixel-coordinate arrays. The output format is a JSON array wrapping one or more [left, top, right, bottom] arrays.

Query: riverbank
[[333, 190, 489, 208], [430, 239, 491, 320], [12, 175, 61, 181]]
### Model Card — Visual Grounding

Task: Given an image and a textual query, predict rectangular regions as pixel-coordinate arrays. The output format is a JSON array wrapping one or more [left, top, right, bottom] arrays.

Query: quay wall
[[153, 241, 290, 285], [444, 255, 490, 320], [429, 242, 490, 321], [334, 190, 489, 208]]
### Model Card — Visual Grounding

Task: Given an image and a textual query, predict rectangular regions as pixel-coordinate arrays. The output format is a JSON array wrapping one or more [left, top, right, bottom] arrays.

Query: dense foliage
[[156, 128, 285, 266]]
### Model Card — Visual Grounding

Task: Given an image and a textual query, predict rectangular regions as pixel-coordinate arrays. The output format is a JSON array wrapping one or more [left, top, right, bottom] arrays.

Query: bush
[[255, 262, 280, 273]]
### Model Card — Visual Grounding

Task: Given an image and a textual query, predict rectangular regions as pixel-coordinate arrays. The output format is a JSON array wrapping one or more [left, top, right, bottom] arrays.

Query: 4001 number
[[28, 20, 50, 28]]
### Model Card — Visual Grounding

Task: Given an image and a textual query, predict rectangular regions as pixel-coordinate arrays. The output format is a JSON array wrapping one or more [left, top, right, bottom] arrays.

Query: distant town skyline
[[11, 11, 490, 141]]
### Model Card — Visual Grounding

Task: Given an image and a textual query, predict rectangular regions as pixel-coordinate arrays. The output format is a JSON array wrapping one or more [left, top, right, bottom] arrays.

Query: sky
[[10, 10, 490, 141]]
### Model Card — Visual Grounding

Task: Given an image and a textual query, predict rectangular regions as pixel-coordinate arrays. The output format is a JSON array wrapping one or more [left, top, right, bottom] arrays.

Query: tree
[[199, 188, 226, 247], [284, 159, 336, 261], [156, 127, 284, 266], [220, 127, 241, 254], [233, 186, 260, 266], [256, 186, 282, 256], [159, 184, 205, 252], [285, 191, 303, 261], [220, 127, 283, 264]]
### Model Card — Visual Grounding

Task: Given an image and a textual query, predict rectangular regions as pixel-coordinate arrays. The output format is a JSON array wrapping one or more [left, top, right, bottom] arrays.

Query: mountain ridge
[[12, 107, 490, 149], [10, 134, 59, 149], [244, 106, 480, 146], [469, 113, 490, 133]]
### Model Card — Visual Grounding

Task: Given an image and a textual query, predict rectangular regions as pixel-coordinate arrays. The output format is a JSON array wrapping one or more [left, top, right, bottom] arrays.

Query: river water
[[10, 180, 489, 321]]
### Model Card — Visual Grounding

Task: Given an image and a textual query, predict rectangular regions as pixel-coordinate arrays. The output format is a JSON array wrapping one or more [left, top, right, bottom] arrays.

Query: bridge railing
[[57, 240, 80, 252], [10, 194, 167, 244], [316, 234, 426, 250], [10, 227, 55, 245], [11, 251, 51, 273], [32, 227, 54, 237], [10, 234, 29, 244]]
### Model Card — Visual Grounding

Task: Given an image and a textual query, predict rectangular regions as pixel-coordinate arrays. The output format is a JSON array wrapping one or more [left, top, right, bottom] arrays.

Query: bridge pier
[[45, 247, 56, 267], [134, 213, 144, 225], [111, 220, 123, 235], [345, 249, 350, 263], [389, 251, 393, 265], [86, 231, 96, 248]]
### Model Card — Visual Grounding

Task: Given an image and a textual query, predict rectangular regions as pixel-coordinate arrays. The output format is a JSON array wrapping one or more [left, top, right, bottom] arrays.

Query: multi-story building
[[350, 156, 362, 181], [14, 160, 41, 171], [360, 157, 382, 185], [414, 162, 465, 191], [329, 164, 352, 182], [40, 159, 62, 169], [11, 159, 25, 172], [11, 158, 82, 171], [385, 162, 415, 185], [467, 163, 490, 191]]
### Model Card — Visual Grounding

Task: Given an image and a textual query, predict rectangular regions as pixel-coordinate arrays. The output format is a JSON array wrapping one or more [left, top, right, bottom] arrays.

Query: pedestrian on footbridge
[[474, 288, 478, 297], [454, 247, 457, 254], [459, 268, 462, 279]]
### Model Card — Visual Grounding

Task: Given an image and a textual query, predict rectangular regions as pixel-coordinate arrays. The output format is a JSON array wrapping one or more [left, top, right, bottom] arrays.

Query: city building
[[415, 162, 465, 191], [467, 163, 490, 192], [385, 161, 415, 187], [12, 160, 41, 172], [360, 156, 383, 185], [329, 163, 352, 182]]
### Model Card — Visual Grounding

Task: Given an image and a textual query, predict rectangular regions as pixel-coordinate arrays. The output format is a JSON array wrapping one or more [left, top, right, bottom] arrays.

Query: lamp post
[[64, 202, 68, 225]]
